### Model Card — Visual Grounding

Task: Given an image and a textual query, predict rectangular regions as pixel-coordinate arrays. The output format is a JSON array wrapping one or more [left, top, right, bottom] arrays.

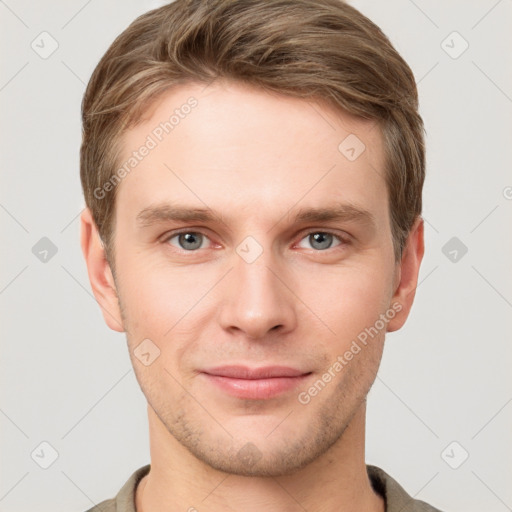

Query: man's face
[[97, 80, 405, 476]]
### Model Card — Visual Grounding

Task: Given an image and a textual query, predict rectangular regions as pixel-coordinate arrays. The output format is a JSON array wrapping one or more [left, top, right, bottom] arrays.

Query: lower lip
[[202, 373, 311, 400]]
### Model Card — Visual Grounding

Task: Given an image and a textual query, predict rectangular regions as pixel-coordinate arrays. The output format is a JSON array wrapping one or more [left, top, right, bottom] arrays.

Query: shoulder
[[367, 464, 445, 512], [82, 464, 151, 512], [83, 498, 116, 512]]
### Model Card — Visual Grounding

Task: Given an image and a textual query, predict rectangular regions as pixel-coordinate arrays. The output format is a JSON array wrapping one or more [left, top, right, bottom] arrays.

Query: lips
[[200, 365, 312, 400], [203, 365, 308, 379]]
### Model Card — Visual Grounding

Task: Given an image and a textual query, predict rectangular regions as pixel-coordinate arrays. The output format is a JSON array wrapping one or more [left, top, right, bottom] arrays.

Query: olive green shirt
[[84, 464, 443, 511]]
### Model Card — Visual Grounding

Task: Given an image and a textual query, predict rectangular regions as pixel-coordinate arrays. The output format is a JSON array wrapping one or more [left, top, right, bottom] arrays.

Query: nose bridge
[[219, 235, 297, 339]]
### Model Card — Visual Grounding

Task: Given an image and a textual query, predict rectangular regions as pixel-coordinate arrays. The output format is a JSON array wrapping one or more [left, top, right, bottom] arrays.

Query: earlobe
[[80, 207, 125, 333], [386, 217, 425, 333]]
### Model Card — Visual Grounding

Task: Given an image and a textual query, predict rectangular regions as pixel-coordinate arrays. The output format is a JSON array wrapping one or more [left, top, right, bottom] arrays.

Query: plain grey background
[[1, 1, 511, 511]]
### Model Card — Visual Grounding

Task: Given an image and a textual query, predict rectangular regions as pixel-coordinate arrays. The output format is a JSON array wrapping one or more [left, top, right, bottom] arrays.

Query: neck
[[136, 403, 385, 512]]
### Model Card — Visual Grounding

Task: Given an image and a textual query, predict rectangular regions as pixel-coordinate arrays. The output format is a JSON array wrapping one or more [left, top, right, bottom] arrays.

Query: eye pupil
[[310, 232, 333, 250], [179, 232, 202, 250]]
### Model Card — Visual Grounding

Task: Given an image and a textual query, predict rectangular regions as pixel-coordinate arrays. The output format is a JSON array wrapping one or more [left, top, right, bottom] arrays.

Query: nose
[[218, 245, 298, 340]]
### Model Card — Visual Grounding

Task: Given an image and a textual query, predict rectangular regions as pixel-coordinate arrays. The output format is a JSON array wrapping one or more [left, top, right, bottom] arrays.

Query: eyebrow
[[135, 202, 376, 229]]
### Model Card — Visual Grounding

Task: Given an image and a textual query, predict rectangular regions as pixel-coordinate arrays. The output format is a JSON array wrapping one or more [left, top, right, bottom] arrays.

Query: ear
[[80, 207, 125, 332], [387, 216, 425, 332]]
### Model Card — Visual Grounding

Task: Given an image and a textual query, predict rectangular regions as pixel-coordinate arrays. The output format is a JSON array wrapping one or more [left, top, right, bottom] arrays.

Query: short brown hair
[[80, 0, 425, 266]]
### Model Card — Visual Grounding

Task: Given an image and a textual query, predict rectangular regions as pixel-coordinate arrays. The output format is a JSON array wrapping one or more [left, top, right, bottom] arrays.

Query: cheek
[[299, 263, 393, 345], [116, 253, 221, 350]]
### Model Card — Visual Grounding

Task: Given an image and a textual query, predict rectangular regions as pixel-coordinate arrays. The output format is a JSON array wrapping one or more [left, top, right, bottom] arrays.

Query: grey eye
[[171, 232, 205, 250], [309, 232, 334, 250], [297, 232, 342, 251]]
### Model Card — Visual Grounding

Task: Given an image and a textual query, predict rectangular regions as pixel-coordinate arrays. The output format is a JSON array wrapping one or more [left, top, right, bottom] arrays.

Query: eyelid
[[295, 228, 350, 250], [161, 229, 215, 249], [161, 227, 350, 252]]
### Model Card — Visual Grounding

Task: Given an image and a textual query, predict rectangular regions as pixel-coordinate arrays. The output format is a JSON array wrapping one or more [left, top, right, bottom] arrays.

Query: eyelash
[[161, 229, 350, 253]]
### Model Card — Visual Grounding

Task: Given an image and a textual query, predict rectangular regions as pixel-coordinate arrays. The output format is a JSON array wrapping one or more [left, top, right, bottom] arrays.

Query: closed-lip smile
[[200, 365, 312, 400]]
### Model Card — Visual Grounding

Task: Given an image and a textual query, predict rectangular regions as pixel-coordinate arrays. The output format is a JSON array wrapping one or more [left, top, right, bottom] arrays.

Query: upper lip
[[201, 365, 310, 379]]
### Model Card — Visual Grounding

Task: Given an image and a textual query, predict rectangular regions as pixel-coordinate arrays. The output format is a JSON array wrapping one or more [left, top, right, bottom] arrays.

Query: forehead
[[115, 80, 388, 226]]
